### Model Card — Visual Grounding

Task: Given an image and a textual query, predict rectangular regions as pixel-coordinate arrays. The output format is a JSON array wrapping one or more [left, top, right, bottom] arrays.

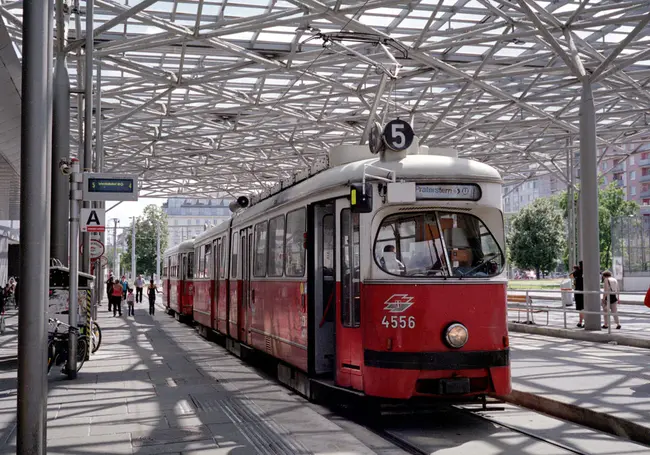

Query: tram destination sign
[[415, 184, 481, 201], [82, 173, 139, 201]]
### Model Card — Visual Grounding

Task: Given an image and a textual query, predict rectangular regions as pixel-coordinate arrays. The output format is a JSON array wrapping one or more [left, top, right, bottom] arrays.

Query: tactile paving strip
[[190, 394, 312, 454]]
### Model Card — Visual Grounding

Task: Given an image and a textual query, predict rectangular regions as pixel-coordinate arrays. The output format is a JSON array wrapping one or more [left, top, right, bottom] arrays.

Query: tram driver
[[380, 245, 406, 275]]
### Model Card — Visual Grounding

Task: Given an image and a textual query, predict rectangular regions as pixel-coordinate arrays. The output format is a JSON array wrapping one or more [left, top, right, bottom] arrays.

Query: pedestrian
[[601, 270, 621, 330], [570, 261, 584, 328], [13, 279, 18, 310], [121, 275, 128, 302], [106, 277, 114, 312], [126, 288, 135, 316], [112, 280, 123, 317], [0, 284, 5, 315], [135, 274, 144, 303], [147, 279, 159, 316]]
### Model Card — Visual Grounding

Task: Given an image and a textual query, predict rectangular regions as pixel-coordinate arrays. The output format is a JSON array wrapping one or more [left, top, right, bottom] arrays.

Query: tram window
[[285, 208, 306, 277], [204, 244, 211, 278], [220, 236, 227, 279], [374, 211, 504, 278], [254, 221, 268, 277], [268, 215, 285, 277], [341, 209, 360, 328], [187, 252, 195, 279], [231, 235, 239, 279]]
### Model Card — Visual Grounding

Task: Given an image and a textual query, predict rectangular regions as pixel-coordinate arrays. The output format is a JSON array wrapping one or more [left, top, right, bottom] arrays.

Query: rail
[[507, 289, 650, 336]]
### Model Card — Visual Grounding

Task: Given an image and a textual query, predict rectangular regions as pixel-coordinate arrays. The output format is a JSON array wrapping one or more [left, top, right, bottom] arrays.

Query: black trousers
[[136, 287, 143, 303], [149, 298, 155, 315], [113, 299, 122, 316]]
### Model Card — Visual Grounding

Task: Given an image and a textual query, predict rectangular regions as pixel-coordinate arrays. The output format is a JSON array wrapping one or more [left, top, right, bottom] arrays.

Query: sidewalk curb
[[500, 390, 650, 447], [508, 322, 650, 349]]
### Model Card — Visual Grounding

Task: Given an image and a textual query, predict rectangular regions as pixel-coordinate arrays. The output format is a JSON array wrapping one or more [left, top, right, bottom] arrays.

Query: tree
[[508, 198, 564, 279], [557, 182, 638, 270], [120, 205, 169, 278]]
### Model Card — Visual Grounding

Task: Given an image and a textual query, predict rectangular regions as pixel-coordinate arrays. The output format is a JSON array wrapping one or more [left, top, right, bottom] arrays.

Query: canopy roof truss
[[2, 0, 650, 197]]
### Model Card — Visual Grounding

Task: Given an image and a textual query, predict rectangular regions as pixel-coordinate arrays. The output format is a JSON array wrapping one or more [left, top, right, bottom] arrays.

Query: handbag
[[607, 278, 617, 304]]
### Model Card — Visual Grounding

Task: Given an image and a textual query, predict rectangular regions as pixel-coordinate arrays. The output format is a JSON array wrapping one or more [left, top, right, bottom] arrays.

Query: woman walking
[[147, 279, 160, 316], [601, 270, 621, 330]]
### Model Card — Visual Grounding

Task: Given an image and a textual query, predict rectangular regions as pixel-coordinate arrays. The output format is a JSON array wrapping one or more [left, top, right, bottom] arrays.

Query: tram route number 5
[[383, 119, 414, 152], [382, 315, 416, 329]]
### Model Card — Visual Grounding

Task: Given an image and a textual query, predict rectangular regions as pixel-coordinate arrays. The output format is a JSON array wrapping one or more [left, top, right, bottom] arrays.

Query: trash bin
[[560, 278, 573, 307], [49, 264, 95, 359]]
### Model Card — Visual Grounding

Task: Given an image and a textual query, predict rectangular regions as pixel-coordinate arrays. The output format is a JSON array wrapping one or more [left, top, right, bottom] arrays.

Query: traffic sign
[[80, 208, 106, 233], [383, 119, 414, 151], [80, 239, 105, 259], [82, 173, 138, 201]]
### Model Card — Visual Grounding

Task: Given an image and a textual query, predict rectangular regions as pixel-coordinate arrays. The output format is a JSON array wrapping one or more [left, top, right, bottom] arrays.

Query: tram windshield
[[375, 211, 504, 278]]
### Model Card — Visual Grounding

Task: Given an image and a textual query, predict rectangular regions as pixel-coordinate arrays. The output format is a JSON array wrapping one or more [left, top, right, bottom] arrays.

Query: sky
[[105, 197, 163, 231]]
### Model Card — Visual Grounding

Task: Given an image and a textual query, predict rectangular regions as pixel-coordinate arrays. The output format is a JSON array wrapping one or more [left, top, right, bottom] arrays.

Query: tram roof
[[163, 239, 194, 256], [4, 1, 650, 196]]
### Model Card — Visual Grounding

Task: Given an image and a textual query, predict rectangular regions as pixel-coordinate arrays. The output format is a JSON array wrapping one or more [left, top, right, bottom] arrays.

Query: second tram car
[[162, 141, 511, 401], [162, 240, 195, 319]]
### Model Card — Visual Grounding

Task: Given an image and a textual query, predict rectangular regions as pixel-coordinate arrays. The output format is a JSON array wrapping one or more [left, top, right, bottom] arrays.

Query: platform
[[0, 304, 381, 454], [509, 332, 650, 443]]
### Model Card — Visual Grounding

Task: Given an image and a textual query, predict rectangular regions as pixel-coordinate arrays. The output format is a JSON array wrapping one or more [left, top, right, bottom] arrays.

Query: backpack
[[113, 282, 123, 296]]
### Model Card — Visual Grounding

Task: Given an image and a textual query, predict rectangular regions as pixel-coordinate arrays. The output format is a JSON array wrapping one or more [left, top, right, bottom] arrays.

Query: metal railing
[[507, 289, 650, 336]]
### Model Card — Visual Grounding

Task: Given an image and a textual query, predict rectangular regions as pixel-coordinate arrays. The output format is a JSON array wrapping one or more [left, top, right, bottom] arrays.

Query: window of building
[[267, 215, 285, 277], [285, 208, 306, 277], [631, 186, 636, 196], [631, 171, 636, 181], [253, 221, 268, 277], [630, 156, 635, 165]]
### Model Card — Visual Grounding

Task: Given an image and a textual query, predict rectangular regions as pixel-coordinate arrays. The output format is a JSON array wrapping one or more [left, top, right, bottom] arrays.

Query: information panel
[[415, 184, 481, 201], [82, 173, 138, 201]]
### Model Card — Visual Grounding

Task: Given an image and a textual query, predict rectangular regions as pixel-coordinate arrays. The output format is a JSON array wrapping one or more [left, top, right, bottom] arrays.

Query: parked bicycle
[[47, 318, 88, 375], [89, 320, 101, 353]]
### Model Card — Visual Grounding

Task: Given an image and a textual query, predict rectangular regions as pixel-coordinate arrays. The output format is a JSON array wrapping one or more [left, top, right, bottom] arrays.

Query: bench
[[507, 294, 549, 325]]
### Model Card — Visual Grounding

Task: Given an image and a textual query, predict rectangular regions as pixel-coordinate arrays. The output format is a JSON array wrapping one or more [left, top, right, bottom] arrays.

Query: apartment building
[[162, 198, 232, 247]]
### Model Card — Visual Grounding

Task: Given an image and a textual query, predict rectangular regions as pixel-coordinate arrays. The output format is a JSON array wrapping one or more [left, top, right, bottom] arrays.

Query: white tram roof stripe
[[162, 239, 194, 257]]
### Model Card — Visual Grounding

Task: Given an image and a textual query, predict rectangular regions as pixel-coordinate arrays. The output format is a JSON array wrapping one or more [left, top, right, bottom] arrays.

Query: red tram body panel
[[162, 144, 512, 402]]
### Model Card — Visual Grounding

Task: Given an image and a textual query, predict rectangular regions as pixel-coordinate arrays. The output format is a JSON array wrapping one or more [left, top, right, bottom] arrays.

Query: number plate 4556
[[381, 315, 416, 329]]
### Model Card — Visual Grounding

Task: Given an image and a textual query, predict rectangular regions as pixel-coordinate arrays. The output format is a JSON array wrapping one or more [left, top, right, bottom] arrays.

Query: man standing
[[135, 274, 145, 303]]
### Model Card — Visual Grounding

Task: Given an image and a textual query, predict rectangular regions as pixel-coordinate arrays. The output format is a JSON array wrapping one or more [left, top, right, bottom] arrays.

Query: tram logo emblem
[[383, 294, 414, 313]]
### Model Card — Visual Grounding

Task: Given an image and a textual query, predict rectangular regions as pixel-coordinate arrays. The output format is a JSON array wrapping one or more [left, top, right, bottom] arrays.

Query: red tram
[[162, 240, 194, 320], [162, 142, 511, 400]]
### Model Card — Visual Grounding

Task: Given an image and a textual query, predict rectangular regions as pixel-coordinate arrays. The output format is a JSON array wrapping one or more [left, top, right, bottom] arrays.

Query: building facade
[[162, 198, 232, 247], [503, 174, 567, 214]]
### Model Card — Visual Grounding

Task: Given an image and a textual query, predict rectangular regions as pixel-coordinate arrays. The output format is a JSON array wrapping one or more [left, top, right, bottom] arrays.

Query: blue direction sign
[[82, 173, 138, 201]]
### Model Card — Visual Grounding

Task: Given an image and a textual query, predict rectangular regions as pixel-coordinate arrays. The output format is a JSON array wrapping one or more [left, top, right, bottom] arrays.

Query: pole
[[156, 223, 161, 285], [567, 138, 575, 271], [80, 0, 94, 275], [360, 72, 389, 145], [94, 61, 103, 308], [112, 218, 118, 276], [67, 159, 81, 377], [579, 81, 601, 331], [131, 217, 136, 280], [51, 0, 70, 266], [18, 0, 51, 448]]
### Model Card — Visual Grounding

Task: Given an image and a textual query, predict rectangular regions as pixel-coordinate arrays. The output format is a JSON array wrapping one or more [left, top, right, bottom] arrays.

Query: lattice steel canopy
[[2, 0, 650, 197]]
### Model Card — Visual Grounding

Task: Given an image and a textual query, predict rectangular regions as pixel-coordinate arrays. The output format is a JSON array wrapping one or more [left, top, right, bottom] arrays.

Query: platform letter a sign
[[80, 208, 106, 233], [87, 210, 100, 227]]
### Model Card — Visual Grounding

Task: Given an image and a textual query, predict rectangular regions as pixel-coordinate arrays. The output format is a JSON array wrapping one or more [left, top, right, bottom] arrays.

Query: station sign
[[415, 184, 481, 201], [82, 173, 138, 201], [80, 208, 105, 233], [80, 239, 105, 259], [383, 119, 414, 151]]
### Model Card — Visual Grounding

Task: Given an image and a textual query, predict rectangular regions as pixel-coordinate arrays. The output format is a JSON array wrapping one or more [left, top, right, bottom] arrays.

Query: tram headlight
[[445, 323, 468, 349]]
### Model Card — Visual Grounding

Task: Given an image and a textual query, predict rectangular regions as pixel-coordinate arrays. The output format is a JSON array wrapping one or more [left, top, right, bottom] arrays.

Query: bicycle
[[47, 318, 88, 375], [89, 320, 101, 353]]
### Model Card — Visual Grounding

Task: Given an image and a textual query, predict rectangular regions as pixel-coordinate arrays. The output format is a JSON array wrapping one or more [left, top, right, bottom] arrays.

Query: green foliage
[[120, 205, 169, 278], [556, 182, 638, 270], [508, 198, 564, 278]]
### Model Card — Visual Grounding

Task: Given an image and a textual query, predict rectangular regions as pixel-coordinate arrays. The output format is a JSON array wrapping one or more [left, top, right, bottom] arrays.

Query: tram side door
[[310, 203, 336, 376], [238, 228, 252, 344], [335, 199, 363, 390]]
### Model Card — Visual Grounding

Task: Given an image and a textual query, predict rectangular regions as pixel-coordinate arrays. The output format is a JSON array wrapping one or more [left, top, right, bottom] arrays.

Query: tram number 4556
[[381, 315, 416, 329]]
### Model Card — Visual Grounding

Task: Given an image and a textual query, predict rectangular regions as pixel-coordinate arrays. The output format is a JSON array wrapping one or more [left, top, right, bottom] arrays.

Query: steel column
[[94, 61, 104, 307], [81, 0, 94, 275], [567, 138, 575, 271], [131, 217, 136, 279], [579, 81, 601, 331], [156, 223, 160, 285], [17, 0, 52, 448], [112, 218, 118, 276]]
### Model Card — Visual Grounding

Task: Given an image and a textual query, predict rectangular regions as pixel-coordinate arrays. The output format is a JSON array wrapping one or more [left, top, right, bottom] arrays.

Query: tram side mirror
[[350, 183, 372, 213]]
